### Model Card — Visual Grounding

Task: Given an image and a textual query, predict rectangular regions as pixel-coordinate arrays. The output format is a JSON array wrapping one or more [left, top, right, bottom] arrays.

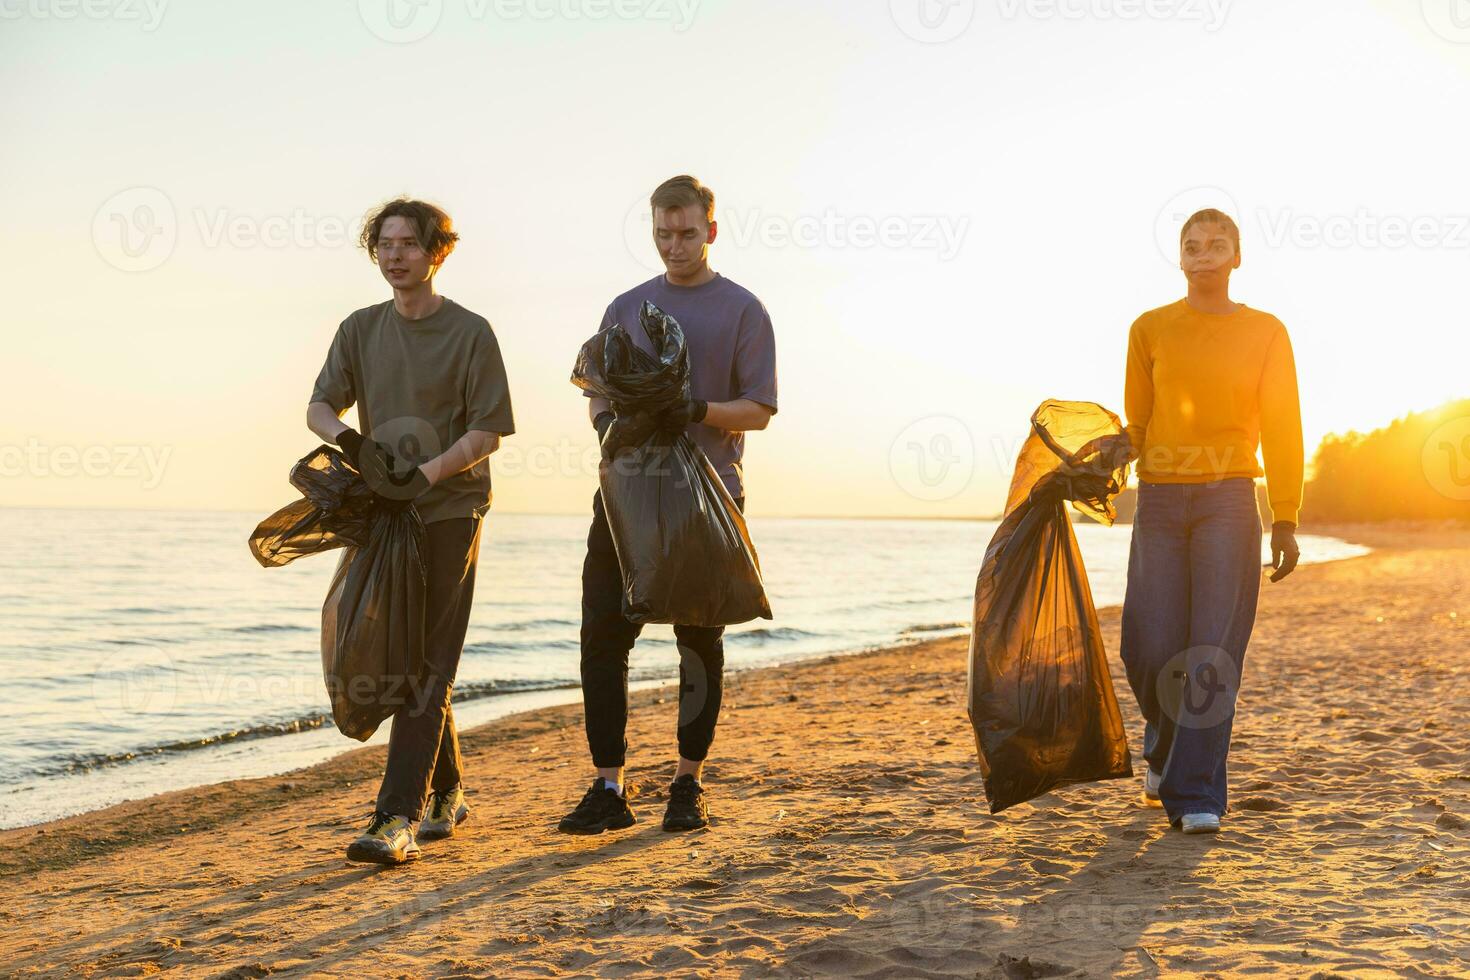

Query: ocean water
[[0, 507, 1368, 828]]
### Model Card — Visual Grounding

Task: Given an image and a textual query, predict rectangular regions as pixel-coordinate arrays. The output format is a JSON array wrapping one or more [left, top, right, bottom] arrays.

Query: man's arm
[[703, 398, 774, 432], [307, 401, 350, 443], [420, 430, 502, 487]]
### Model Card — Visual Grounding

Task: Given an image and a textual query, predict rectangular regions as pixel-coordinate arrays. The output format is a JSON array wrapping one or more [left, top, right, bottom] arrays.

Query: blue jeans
[[1120, 478, 1262, 821]]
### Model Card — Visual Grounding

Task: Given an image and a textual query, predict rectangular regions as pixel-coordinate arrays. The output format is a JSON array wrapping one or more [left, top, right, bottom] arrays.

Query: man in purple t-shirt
[[558, 176, 778, 836]]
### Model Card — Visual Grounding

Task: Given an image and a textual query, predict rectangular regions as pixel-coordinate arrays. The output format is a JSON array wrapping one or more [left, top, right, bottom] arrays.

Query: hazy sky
[[3, 0, 1467, 518]]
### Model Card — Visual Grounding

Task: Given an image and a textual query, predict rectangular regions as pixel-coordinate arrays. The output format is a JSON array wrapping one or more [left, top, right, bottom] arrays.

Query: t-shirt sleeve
[[465, 325, 516, 435], [734, 300, 778, 413], [582, 304, 617, 399], [310, 319, 356, 414]]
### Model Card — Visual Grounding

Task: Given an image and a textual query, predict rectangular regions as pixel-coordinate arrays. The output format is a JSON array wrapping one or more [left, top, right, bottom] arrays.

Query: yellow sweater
[[1124, 299, 1304, 525]]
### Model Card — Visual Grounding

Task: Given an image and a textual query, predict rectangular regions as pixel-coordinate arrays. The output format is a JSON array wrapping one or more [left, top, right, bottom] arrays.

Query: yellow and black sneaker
[[346, 811, 421, 865], [417, 787, 470, 842]]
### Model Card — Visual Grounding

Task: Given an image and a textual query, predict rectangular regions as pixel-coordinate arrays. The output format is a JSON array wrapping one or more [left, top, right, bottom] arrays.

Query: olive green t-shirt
[[310, 298, 515, 524]]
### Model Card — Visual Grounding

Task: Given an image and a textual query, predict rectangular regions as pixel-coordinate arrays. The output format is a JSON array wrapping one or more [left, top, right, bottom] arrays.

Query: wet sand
[[3, 524, 1467, 978]]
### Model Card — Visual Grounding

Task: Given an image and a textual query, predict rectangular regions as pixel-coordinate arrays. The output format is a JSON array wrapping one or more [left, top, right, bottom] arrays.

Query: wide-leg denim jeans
[[1120, 477, 1263, 822]]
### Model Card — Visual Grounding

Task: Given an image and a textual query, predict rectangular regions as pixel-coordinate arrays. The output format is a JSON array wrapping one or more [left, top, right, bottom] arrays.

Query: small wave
[[463, 637, 580, 656], [231, 623, 314, 635], [493, 617, 579, 634], [726, 626, 821, 646], [900, 621, 968, 636], [25, 676, 581, 780], [829, 594, 969, 616]]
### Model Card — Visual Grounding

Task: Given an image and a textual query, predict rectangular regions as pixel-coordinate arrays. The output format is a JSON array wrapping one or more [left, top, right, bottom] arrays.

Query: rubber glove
[[655, 398, 708, 434], [1270, 521, 1300, 582]]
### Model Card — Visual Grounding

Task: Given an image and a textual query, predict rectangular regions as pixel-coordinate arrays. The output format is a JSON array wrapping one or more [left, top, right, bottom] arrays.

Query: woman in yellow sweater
[[1120, 208, 1303, 835]]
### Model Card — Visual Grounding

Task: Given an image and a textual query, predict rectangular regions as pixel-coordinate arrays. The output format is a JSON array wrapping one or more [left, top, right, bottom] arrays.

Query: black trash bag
[[967, 399, 1134, 813], [572, 300, 772, 627], [248, 445, 427, 741]]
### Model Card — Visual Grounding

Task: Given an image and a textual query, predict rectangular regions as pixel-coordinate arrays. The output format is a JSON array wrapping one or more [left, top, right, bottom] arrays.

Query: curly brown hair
[[359, 198, 460, 266]]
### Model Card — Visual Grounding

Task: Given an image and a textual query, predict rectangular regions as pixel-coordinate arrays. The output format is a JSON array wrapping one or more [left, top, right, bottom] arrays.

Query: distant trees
[[1093, 399, 1470, 525], [1301, 399, 1470, 523]]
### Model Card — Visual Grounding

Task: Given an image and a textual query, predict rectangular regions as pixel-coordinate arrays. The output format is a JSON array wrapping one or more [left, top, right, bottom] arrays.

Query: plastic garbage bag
[[967, 399, 1134, 813], [248, 445, 427, 741], [572, 300, 772, 627]]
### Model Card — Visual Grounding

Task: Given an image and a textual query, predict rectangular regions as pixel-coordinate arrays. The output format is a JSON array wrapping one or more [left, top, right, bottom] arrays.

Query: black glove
[[593, 411, 616, 442], [655, 398, 708, 434], [334, 426, 367, 465], [1269, 521, 1299, 582], [600, 411, 659, 460], [334, 427, 428, 512]]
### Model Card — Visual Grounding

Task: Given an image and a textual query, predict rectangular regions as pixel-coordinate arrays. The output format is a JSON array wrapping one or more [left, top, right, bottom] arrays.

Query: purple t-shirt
[[589, 273, 777, 498]]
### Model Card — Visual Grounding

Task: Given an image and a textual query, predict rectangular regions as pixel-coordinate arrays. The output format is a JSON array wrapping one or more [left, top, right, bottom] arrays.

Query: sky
[[2, 0, 1468, 518]]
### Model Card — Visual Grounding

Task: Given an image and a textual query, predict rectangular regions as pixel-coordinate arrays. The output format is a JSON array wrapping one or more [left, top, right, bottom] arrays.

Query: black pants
[[580, 490, 736, 769], [376, 516, 483, 819]]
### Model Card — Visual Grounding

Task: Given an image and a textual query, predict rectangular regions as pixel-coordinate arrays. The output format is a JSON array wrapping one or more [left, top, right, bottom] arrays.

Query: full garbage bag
[[572, 300, 772, 627], [248, 445, 427, 741], [967, 399, 1134, 813]]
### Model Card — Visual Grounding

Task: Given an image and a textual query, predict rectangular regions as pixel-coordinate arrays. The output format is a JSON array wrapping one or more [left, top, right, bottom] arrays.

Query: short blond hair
[[650, 175, 715, 224]]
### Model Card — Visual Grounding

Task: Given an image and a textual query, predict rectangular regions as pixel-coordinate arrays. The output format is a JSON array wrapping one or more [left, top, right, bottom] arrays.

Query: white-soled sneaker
[[346, 811, 422, 864], [418, 787, 470, 842], [1180, 812, 1221, 835], [1142, 768, 1164, 808]]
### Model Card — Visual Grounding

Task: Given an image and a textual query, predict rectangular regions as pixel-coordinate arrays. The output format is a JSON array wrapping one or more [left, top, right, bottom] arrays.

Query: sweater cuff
[[1270, 502, 1300, 527]]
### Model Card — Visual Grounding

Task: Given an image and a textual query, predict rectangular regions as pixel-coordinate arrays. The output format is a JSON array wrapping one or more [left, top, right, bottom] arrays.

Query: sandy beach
[[3, 524, 1466, 978]]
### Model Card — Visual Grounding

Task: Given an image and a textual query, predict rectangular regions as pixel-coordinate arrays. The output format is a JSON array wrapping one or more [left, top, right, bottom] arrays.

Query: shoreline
[[5, 523, 1465, 977], [1, 526, 1374, 832]]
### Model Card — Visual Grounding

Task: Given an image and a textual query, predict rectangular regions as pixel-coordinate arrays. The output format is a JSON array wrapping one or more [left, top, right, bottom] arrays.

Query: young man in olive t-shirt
[[306, 198, 515, 865]]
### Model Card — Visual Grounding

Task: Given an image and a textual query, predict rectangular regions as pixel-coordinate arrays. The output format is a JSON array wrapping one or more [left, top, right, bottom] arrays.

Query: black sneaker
[[557, 777, 636, 835], [662, 774, 709, 832]]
